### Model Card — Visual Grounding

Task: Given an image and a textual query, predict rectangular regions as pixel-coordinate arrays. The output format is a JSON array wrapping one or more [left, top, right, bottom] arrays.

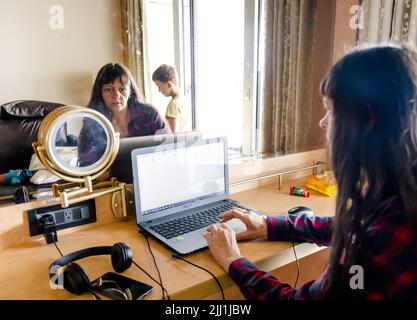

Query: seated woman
[[205, 43, 417, 299], [78, 63, 168, 167]]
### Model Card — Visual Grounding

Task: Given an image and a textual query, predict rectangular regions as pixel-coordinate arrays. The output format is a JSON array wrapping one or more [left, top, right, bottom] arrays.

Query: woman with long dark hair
[[78, 63, 167, 167], [205, 43, 417, 299]]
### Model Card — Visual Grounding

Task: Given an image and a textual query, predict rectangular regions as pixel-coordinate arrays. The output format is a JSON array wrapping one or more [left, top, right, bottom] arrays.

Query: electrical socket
[[28, 200, 96, 237], [64, 210, 73, 223]]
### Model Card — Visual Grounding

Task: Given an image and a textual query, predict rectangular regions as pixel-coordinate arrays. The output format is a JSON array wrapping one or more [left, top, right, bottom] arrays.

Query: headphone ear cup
[[111, 242, 133, 273], [63, 263, 91, 295]]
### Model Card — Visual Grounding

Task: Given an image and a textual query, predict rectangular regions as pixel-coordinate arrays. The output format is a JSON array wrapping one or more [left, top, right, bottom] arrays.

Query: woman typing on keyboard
[[205, 43, 417, 300]]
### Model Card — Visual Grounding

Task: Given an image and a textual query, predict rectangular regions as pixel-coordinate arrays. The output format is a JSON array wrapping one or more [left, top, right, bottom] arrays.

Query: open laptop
[[131, 137, 262, 255], [111, 131, 202, 183]]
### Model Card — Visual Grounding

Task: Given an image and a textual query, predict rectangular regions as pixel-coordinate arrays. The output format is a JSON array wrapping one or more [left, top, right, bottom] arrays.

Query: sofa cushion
[[0, 100, 64, 119], [0, 100, 67, 173], [0, 118, 43, 171], [0, 182, 55, 199]]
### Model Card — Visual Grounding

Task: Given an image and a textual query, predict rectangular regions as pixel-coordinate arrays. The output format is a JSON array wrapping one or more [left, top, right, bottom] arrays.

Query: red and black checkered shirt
[[78, 102, 167, 167], [229, 196, 417, 299]]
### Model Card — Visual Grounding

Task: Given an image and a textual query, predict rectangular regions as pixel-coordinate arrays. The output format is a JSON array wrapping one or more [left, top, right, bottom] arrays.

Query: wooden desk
[[0, 178, 335, 300]]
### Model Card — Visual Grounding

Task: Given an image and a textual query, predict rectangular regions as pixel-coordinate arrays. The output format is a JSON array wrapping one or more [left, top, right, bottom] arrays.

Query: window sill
[[229, 148, 328, 194]]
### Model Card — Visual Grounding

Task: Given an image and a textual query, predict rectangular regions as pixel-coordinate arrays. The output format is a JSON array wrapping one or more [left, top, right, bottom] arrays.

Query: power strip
[[28, 199, 96, 236]]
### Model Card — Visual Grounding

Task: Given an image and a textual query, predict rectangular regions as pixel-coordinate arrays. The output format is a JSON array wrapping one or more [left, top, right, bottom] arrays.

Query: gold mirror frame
[[32, 106, 128, 218]]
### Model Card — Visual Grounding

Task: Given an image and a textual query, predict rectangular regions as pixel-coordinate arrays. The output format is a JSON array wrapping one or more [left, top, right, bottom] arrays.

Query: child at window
[[152, 64, 187, 133]]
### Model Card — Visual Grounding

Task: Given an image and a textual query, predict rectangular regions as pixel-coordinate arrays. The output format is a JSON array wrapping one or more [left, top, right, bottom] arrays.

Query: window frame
[[149, 0, 262, 157]]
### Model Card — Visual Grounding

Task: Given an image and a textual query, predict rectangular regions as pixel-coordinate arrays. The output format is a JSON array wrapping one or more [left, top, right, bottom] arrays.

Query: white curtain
[[359, 0, 417, 45]]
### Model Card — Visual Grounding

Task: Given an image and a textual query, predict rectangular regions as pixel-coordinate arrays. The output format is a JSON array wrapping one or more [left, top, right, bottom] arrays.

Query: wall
[[0, 0, 123, 106], [308, 0, 359, 151], [332, 0, 359, 63], [307, 0, 359, 168], [307, 0, 337, 151]]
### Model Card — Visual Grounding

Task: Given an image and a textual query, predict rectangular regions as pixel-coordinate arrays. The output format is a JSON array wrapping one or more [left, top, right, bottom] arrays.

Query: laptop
[[131, 137, 262, 255], [111, 131, 202, 183]]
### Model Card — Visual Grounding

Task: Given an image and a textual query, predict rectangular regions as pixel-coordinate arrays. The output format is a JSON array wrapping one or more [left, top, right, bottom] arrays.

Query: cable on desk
[[139, 230, 171, 300], [54, 242, 64, 258], [132, 260, 170, 300], [88, 288, 102, 300], [172, 254, 225, 300], [292, 242, 300, 289]]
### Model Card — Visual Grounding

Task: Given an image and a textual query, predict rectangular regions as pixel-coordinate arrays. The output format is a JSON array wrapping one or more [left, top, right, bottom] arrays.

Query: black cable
[[53, 242, 64, 257], [292, 242, 300, 289], [88, 288, 102, 300], [143, 233, 166, 300], [131, 260, 161, 286], [132, 260, 171, 300], [172, 254, 225, 300], [40, 214, 62, 258], [139, 230, 171, 300]]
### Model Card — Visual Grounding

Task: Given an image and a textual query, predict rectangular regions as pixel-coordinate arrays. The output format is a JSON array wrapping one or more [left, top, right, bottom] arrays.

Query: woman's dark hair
[[87, 63, 141, 115], [320, 43, 417, 297]]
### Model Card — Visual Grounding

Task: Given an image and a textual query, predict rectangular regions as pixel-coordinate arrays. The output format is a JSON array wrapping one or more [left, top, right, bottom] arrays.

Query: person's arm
[[229, 207, 417, 300], [220, 209, 333, 247], [166, 116, 178, 133], [204, 223, 327, 300], [229, 258, 326, 300], [267, 213, 333, 247], [165, 101, 182, 133]]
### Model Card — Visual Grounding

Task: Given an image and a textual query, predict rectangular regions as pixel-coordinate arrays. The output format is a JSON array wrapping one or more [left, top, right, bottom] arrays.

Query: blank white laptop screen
[[136, 141, 226, 215]]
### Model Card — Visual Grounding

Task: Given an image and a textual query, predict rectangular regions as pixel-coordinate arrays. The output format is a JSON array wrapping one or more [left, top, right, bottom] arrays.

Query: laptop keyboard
[[149, 202, 238, 239]]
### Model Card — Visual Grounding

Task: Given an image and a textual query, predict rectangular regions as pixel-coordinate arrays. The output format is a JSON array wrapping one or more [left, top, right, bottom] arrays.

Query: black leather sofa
[[0, 100, 66, 198]]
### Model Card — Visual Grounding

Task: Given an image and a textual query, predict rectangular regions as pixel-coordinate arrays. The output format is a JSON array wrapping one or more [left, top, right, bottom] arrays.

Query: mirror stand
[[33, 106, 130, 220], [51, 178, 129, 219]]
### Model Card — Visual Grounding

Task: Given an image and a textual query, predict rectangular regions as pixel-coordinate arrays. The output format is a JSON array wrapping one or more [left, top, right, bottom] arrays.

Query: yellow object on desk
[[305, 172, 337, 197]]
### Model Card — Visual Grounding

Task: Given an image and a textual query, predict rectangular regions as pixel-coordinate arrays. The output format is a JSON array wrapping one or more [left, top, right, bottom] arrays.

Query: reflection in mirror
[[76, 117, 109, 168], [54, 120, 80, 169], [31, 106, 125, 212], [1, 0, 361, 168], [50, 114, 110, 174]]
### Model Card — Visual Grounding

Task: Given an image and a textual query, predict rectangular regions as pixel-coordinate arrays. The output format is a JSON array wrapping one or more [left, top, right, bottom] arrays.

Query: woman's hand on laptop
[[204, 223, 243, 272], [220, 209, 267, 241]]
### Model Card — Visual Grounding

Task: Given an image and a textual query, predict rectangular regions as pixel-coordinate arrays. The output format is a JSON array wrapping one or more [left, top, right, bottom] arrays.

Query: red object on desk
[[289, 185, 310, 197]]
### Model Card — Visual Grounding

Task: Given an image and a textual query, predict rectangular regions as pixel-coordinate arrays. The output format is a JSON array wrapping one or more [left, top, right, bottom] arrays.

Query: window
[[145, 0, 193, 132], [145, 0, 175, 115], [145, 0, 261, 158], [193, 0, 245, 156]]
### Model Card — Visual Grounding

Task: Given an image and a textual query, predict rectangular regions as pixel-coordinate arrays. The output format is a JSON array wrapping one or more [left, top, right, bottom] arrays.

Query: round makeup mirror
[[35, 106, 118, 181], [33, 106, 128, 218]]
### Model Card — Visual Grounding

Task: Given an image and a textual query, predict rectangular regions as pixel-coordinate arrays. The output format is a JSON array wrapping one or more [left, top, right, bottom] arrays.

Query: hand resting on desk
[[204, 209, 267, 271]]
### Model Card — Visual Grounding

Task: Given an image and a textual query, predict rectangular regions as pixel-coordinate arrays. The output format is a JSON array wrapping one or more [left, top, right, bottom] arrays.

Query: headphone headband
[[48, 243, 133, 295], [49, 246, 112, 278]]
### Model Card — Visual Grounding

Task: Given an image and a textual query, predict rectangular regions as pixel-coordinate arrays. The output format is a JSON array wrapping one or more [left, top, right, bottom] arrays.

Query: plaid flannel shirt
[[229, 196, 417, 300], [78, 102, 167, 167]]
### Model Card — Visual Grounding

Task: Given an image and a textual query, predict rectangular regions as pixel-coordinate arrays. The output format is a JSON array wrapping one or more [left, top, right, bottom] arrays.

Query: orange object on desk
[[305, 172, 337, 197]]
